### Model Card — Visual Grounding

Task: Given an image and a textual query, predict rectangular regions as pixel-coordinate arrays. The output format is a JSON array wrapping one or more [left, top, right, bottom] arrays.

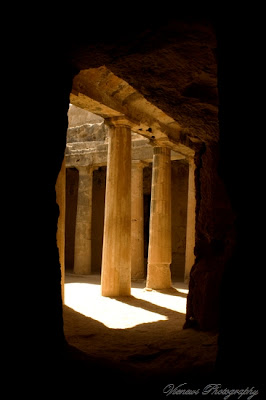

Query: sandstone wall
[[91, 167, 106, 273], [65, 168, 78, 272], [171, 161, 188, 280]]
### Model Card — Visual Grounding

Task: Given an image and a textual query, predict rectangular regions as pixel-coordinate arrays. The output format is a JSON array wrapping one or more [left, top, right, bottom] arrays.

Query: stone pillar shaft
[[131, 161, 146, 279], [74, 166, 94, 275], [147, 146, 172, 289], [101, 118, 131, 296], [184, 157, 196, 283]]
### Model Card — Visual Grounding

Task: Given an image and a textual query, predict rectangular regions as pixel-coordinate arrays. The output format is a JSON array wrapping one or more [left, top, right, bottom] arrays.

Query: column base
[[146, 263, 172, 289], [73, 253, 91, 275], [73, 265, 91, 275], [101, 283, 131, 297]]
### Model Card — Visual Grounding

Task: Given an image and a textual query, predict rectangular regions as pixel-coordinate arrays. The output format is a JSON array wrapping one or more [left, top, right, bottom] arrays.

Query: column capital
[[76, 165, 98, 174], [132, 160, 150, 169], [105, 115, 132, 128], [153, 146, 171, 156], [187, 155, 195, 166]]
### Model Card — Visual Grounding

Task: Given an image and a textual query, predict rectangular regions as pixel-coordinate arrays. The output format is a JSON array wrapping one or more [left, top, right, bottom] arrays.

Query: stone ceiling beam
[[71, 67, 196, 158]]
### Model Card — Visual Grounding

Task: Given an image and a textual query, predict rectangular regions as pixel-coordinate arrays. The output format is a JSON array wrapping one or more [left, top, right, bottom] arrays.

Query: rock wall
[[186, 143, 235, 330]]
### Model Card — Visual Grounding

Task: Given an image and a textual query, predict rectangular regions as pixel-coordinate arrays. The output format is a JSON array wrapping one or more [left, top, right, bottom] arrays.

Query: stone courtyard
[[63, 104, 194, 290], [19, 14, 264, 395]]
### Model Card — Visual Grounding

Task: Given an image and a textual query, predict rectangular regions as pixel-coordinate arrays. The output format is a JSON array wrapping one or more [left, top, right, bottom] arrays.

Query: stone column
[[55, 156, 66, 303], [184, 157, 196, 283], [73, 165, 94, 275], [101, 117, 132, 296], [146, 146, 172, 289], [131, 161, 147, 279]]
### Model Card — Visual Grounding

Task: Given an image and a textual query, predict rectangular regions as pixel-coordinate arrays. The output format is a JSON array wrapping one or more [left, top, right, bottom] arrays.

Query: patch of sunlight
[[176, 288, 189, 295], [131, 287, 187, 314], [64, 282, 168, 329]]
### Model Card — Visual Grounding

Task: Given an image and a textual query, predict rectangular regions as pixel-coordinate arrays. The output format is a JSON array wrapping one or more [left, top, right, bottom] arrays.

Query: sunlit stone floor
[[63, 273, 218, 381]]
